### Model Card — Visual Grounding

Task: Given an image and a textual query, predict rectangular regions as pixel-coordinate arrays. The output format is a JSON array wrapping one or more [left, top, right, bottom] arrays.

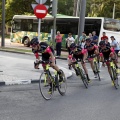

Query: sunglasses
[[32, 44, 38, 47], [100, 45, 105, 47]]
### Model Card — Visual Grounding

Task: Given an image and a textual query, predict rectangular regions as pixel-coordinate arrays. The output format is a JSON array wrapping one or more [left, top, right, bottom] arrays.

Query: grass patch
[[0, 47, 32, 53], [0, 47, 68, 58], [5, 34, 10, 38]]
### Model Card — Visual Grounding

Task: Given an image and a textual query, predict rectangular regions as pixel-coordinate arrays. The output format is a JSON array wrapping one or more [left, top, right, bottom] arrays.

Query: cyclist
[[30, 37, 63, 93], [68, 43, 91, 82], [99, 40, 119, 81], [84, 38, 99, 78]]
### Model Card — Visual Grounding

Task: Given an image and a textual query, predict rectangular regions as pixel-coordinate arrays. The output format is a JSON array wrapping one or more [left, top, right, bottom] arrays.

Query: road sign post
[[49, 0, 58, 49], [1, 0, 5, 47], [32, 0, 48, 42], [78, 0, 86, 44]]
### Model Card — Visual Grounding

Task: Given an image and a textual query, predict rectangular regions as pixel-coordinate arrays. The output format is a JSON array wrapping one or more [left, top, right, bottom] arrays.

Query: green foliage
[[0, 1, 2, 22], [1, 0, 120, 24], [5, 0, 34, 23], [87, 0, 120, 19]]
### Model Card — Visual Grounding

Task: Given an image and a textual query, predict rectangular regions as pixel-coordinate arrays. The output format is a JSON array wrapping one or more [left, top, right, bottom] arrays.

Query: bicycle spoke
[[111, 67, 119, 89], [58, 70, 67, 96], [39, 72, 54, 100], [94, 62, 101, 81], [78, 68, 88, 88]]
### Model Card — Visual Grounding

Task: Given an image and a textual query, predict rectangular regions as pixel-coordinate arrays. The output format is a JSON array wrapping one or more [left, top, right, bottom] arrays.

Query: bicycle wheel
[[57, 70, 67, 96], [78, 67, 88, 88], [111, 67, 119, 89], [94, 62, 101, 81], [39, 72, 54, 100]]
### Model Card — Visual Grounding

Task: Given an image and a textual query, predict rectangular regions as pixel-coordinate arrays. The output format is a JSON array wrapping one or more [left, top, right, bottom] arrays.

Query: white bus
[[11, 14, 120, 47]]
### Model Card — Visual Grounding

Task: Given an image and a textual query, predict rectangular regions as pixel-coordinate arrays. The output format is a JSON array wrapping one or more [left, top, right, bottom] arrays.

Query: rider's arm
[[82, 49, 87, 62], [94, 45, 99, 55], [46, 47, 55, 64], [49, 52, 55, 64], [34, 52, 40, 60], [110, 48, 117, 59]]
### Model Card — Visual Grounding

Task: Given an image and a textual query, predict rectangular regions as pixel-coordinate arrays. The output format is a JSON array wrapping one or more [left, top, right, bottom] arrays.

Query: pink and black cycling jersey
[[85, 44, 98, 56], [34, 46, 52, 61], [69, 49, 86, 60], [99, 46, 114, 59], [41, 47, 52, 61]]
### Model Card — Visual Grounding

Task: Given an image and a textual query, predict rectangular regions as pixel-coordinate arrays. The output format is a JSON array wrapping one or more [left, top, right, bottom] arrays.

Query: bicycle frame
[[44, 64, 58, 86], [93, 56, 98, 63], [110, 61, 116, 69]]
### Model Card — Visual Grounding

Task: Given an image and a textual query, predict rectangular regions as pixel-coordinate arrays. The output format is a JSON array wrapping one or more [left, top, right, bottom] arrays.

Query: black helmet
[[86, 38, 91, 43], [70, 43, 76, 49], [77, 46, 82, 51], [39, 42, 48, 53], [99, 40, 106, 46], [30, 37, 39, 46]]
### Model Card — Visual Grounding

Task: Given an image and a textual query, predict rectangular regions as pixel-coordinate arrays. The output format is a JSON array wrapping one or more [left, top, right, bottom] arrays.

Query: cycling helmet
[[99, 40, 106, 46], [77, 46, 82, 51], [39, 42, 48, 53], [30, 37, 39, 46], [70, 43, 76, 50], [86, 38, 91, 43]]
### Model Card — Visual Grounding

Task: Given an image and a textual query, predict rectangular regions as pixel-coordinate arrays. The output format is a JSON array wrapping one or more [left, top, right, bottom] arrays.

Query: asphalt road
[[0, 52, 120, 120]]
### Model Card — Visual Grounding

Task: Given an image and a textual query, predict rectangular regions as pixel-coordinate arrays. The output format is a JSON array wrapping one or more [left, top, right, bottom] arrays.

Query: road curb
[[0, 71, 73, 86], [0, 49, 67, 60]]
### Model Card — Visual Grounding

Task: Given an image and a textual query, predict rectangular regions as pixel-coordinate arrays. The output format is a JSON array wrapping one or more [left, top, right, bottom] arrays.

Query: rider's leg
[[106, 63, 113, 80], [111, 53, 118, 68], [89, 59, 97, 77], [72, 64, 79, 76], [67, 55, 72, 69], [89, 59, 96, 73], [81, 62, 90, 81]]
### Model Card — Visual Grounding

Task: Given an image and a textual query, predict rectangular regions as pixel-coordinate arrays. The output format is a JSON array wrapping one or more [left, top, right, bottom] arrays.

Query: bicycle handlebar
[[104, 58, 116, 62], [70, 59, 84, 65], [38, 60, 52, 64], [88, 54, 97, 58]]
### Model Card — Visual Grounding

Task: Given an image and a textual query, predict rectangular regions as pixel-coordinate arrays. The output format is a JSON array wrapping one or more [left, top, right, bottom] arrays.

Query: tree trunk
[[73, 0, 78, 16]]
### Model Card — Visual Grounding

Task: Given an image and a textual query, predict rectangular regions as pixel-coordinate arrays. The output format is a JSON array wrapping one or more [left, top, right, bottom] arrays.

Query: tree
[[87, 0, 120, 18], [5, 0, 34, 23], [0, 1, 2, 22], [73, 0, 78, 16]]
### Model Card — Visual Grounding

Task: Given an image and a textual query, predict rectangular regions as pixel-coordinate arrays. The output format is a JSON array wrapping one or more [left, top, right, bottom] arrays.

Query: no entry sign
[[34, 4, 48, 19]]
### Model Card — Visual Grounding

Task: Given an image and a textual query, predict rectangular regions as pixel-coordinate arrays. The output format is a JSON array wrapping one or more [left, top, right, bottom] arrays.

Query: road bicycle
[[93, 56, 101, 81], [88, 55, 101, 81], [71, 60, 88, 88], [105, 59, 119, 89], [39, 60, 67, 100]]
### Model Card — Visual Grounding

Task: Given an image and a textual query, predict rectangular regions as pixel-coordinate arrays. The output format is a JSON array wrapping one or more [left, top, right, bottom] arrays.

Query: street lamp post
[[77, 0, 86, 44], [113, 3, 115, 19], [1, 0, 5, 47]]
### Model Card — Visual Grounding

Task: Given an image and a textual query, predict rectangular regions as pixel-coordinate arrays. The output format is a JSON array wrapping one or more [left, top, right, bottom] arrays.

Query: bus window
[[84, 19, 101, 36], [41, 20, 53, 33], [12, 19, 21, 30], [56, 19, 78, 34], [21, 19, 33, 31], [103, 18, 120, 32]]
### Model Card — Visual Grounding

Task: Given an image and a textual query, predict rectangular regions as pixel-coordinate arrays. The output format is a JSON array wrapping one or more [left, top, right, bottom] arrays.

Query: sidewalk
[[0, 39, 68, 60], [0, 55, 72, 86], [0, 39, 72, 86]]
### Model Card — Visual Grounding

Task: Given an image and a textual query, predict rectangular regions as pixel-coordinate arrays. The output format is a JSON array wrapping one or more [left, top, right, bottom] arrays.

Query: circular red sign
[[34, 4, 48, 19]]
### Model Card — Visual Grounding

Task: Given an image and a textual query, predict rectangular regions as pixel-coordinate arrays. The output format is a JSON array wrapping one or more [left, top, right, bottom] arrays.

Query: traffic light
[[49, 0, 58, 16]]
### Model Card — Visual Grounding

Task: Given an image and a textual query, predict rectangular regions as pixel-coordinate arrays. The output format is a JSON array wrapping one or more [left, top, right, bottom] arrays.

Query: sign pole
[[38, 0, 42, 42], [1, 0, 5, 47], [78, 0, 86, 44], [52, 0, 58, 50], [32, 0, 47, 42]]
